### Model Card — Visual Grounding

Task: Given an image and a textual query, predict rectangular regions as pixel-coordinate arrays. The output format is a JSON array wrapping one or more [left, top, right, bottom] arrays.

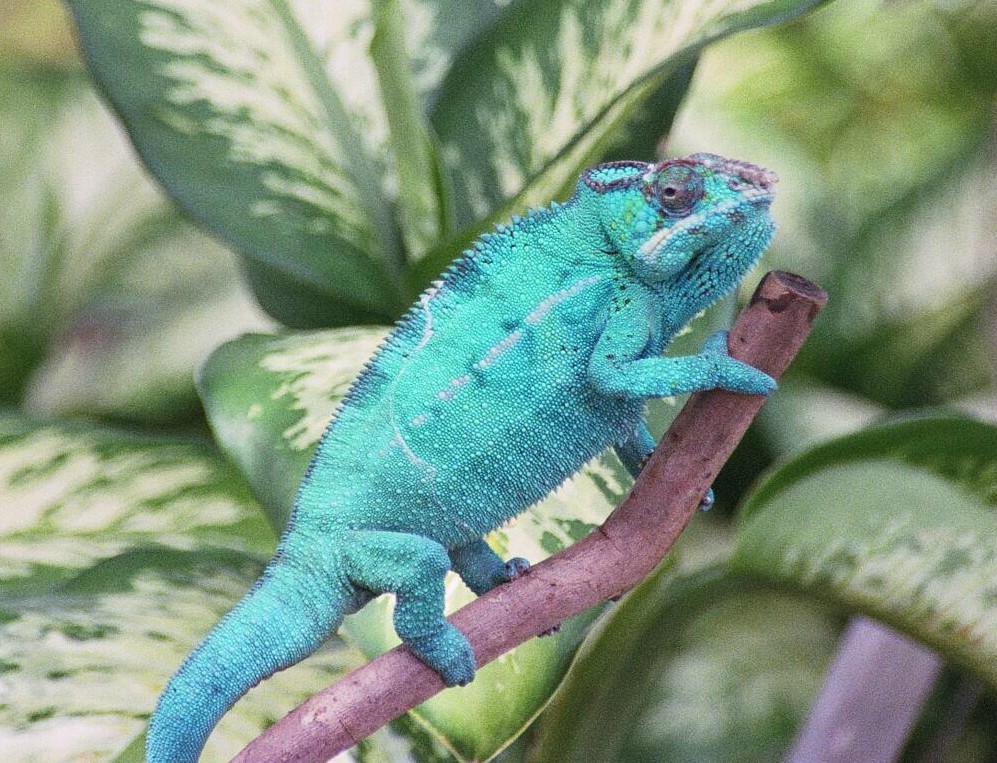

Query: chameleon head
[[583, 153, 777, 302]]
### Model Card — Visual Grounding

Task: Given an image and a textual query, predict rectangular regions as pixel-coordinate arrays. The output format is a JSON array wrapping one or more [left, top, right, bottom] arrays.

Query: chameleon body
[[147, 153, 777, 763]]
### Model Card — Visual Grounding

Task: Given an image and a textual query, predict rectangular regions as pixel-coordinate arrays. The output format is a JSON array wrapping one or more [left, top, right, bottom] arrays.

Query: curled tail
[[147, 552, 348, 763]]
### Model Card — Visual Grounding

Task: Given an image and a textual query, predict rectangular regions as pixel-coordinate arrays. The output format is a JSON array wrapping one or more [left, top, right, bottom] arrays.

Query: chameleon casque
[[147, 153, 778, 762]]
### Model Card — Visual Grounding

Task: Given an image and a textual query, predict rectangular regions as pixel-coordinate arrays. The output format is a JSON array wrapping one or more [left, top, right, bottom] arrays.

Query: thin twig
[[233, 270, 828, 763]]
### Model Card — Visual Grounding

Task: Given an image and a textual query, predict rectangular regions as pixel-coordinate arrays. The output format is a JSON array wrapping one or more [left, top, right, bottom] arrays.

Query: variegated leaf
[[732, 416, 997, 686], [536, 560, 839, 763], [0, 550, 426, 763], [197, 327, 390, 529], [66, 1, 500, 324], [25, 217, 272, 423], [198, 328, 631, 760], [429, 0, 826, 235], [0, 416, 270, 594], [0, 73, 271, 419], [67, 0, 407, 326], [0, 417, 436, 762]]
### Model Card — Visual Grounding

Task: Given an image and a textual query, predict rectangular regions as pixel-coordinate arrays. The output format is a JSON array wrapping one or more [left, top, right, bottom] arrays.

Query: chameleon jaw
[[634, 193, 773, 280]]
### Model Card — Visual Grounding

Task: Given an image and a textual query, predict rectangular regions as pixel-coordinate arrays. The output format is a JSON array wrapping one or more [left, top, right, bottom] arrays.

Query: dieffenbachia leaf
[[66, 0, 409, 327], [0, 72, 269, 420], [65, 0, 500, 325], [0, 415, 272, 595], [428, 0, 827, 240], [732, 415, 997, 686], [26, 216, 272, 423], [535, 531, 839, 763], [0, 416, 432, 762], [198, 328, 630, 760], [370, 0, 500, 259]]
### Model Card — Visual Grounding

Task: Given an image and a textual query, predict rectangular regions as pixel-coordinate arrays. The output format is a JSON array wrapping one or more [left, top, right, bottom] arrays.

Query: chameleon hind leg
[[342, 530, 476, 686], [449, 539, 529, 596]]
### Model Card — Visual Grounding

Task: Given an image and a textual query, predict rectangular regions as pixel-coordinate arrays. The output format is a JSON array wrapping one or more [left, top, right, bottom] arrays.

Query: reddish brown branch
[[233, 270, 828, 763]]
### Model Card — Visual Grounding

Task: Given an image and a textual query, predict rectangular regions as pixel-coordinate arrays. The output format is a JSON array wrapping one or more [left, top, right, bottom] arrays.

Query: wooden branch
[[233, 270, 828, 763]]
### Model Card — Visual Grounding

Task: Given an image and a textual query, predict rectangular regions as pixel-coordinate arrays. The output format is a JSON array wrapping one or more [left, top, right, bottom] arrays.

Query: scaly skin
[[147, 153, 778, 762]]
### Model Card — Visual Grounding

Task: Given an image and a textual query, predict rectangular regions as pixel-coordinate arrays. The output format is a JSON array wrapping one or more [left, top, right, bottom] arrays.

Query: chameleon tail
[[146, 551, 348, 763]]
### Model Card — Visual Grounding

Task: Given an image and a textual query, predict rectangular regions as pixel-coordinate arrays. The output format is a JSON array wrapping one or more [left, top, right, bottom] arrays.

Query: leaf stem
[[785, 616, 943, 763], [369, 0, 448, 260], [269, 0, 407, 291]]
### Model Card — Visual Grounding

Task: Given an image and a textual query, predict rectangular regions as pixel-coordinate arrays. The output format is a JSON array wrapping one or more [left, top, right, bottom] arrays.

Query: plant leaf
[[26, 215, 272, 423], [0, 548, 423, 763], [428, 0, 827, 236], [66, 0, 409, 327], [0, 415, 271, 595], [0, 416, 430, 762], [370, 0, 499, 259], [0, 71, 270, 420], [198, 328, 631, 760], [535, 543, 840, 763], [732, 415, 997, 686]]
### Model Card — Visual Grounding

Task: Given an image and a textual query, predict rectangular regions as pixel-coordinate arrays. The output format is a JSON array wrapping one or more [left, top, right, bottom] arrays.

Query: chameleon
[[147, 152, 777, 762]]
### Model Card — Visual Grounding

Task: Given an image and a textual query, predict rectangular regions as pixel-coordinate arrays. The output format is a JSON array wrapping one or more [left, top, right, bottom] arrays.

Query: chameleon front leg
[[596, 314, 771, 507], [342, 530, 476, 686], [588, 316, 776, 400], [449, 539, 530, 596]]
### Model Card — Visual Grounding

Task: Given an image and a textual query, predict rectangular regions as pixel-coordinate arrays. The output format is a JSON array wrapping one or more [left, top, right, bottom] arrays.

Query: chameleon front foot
[[503, 556, 531, 581], [700, 487, 715, 511], [700, 330, 776, 396]]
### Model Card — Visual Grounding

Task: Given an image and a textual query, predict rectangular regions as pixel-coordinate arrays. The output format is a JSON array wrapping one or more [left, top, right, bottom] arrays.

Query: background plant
[[0, 0, 994, 761]]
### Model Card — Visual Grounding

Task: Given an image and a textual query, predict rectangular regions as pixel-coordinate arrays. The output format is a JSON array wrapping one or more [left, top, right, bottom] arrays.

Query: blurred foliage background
[[1, 0, 995, 761]]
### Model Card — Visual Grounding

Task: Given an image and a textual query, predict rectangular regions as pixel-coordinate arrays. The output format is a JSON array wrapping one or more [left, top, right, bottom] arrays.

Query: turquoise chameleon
[[147, 153, 778, 762]]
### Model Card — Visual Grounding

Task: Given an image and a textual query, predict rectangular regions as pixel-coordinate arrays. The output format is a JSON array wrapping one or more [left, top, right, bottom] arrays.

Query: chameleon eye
[[653, 164, 704, 215]]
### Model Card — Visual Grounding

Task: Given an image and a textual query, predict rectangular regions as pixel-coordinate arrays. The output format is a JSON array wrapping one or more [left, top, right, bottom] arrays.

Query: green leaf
[[198, 327, 390, 530], [812, 286, 994, 409], [0, 70, 269, 420], [374, 0, 500, 262], [67, 0, 408, 327], [755, 378, 884, 457], [0, 548, 421, 763], [732, 415, 997, 686], [597, 55, 699, 164], [535, 543, 840, 763], [428, 0, 827, 241], [0, 416, 426, 762], [0, 415, 272, 595], [369, 0, 448, 259], [27, 215, 272, 424], [0, 68, 76, 402], [198, 328, 631, 760]]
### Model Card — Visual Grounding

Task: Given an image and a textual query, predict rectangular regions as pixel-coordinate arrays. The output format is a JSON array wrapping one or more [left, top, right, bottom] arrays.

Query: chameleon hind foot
[[344, 529, 477, 686], [450, 539, 530, 596], [408, 624, 477, 686]]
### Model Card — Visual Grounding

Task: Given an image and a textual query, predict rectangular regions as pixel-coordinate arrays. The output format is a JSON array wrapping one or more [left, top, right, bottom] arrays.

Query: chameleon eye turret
[[651, 163, 704, 215]]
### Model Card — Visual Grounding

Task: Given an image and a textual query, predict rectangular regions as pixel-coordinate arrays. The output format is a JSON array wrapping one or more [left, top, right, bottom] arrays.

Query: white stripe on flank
[[524, 275, 603, 325], [475, 330, 522, 370]]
